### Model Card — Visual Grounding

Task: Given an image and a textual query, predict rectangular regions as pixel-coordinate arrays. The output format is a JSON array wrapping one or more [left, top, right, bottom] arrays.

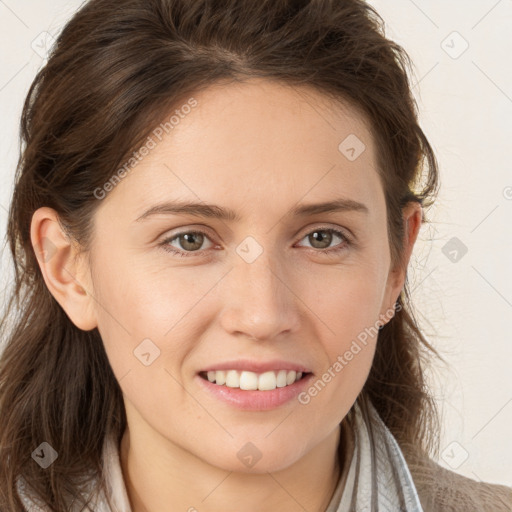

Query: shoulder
[[407, 455, 512, 512]]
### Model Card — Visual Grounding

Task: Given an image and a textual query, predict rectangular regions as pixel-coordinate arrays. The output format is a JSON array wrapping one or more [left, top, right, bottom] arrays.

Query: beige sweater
[[408, 455, 512, 512]]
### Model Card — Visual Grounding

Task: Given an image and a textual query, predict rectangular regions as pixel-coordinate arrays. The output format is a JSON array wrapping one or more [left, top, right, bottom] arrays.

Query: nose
[[219, 249, 302, 342]]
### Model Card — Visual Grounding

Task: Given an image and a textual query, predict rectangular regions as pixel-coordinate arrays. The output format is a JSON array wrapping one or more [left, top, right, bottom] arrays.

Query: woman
[[1, 0, 511, 510]]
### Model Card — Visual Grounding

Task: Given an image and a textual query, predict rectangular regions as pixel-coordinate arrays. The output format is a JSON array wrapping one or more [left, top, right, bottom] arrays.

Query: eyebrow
[[134, 197, 369, 223]]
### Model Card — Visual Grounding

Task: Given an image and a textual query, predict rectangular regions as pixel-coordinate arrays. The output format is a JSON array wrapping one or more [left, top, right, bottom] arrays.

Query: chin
[[201, 443, 304, 475]]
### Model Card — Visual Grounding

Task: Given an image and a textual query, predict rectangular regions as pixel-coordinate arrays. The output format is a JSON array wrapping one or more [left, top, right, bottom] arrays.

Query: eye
[[295, 227, 351, 254], [159, 230, 215, 257], [159, 225, 352, 258]]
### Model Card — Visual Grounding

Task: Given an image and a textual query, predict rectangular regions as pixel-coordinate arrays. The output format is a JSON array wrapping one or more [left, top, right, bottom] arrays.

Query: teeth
[[276, 370, 288, 388], [204, 370, 304, 391]]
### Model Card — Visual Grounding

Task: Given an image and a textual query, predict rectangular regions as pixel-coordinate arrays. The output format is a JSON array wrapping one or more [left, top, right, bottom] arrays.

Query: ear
[[379, 201, 423, 326], [30, 207, 98, 331]]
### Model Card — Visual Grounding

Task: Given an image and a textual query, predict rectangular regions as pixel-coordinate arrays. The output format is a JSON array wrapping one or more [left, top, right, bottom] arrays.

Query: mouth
[[196, 369, 315, 411], [198, 369, 313, 391]]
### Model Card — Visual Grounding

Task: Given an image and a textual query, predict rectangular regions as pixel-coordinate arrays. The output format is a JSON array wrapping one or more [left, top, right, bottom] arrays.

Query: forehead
[[97, 78, 383, 222]]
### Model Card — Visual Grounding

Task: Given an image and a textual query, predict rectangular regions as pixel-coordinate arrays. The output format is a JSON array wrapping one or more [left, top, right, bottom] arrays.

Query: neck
[[120, 423, 350, 512]]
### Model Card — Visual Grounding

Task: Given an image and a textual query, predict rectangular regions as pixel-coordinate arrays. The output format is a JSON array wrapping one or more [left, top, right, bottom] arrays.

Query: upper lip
[[199, 359, 312, 374]]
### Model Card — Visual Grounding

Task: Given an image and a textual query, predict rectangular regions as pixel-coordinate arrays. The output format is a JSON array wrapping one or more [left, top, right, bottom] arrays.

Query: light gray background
[[0, 0, 511, 486]]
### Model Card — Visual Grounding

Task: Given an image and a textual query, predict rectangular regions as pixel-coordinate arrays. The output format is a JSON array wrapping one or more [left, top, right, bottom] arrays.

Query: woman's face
[[84, 78, 409, 473]]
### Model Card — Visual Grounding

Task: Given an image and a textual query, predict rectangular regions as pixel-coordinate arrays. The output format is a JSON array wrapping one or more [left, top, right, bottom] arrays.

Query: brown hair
[[0, 0, 442, 509]]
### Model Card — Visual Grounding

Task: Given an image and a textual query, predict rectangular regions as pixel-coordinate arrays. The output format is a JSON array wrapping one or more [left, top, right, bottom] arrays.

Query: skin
[[31, 78, 422, 512]]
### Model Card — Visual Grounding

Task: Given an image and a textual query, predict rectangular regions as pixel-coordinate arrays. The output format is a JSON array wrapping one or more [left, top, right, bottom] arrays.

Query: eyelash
[[158, 226, 353, 258]]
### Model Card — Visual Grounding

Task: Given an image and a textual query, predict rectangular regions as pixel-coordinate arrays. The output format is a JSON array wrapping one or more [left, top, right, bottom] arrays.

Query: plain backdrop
[[0, 0, 511, 487]]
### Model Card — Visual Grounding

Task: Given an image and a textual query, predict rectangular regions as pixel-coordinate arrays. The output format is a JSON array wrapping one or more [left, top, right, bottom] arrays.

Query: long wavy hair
[[0, 0, 442, 509]]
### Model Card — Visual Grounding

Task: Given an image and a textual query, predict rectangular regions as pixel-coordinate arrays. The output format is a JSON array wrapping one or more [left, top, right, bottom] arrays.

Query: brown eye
[[308, 229, 334, 249], [297, 227, 349, 253], [176, 232, 205, 252], [160, 226, 351, 259], [160, 230, 215, 257]]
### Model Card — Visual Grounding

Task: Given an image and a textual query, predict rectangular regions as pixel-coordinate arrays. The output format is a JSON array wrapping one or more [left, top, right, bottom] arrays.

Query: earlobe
[[30, 207, 98, 331]]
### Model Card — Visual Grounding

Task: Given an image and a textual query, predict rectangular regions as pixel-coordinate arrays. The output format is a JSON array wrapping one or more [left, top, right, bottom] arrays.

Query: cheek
[[299, 259, 386, 395], [302, 259, 387, 340], [92, 259, 212, 377], [94, 249, 206, 332], [297, 273, 382, 414], [91, 267, 198, 425]]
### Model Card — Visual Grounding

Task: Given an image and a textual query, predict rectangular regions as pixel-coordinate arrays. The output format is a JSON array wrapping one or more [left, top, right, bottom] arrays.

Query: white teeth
[[225, 370, 239, 388], [240, 371, 259, 390], [203, 369, 305, 391], [258, 371, 277, 390], [286, 370, 297, 385], [276, 370, 287, 387]]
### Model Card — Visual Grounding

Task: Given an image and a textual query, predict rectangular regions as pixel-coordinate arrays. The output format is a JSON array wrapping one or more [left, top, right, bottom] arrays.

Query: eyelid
[[159, 224, 218, 243], [295, 223, 354, 244]]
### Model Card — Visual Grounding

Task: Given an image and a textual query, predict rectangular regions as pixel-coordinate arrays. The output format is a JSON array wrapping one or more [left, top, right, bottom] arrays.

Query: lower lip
[[196, 373, 314, 411]]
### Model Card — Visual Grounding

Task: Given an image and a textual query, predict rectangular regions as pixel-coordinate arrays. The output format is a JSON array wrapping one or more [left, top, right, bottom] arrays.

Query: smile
[[199, 369, 309, 391]]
